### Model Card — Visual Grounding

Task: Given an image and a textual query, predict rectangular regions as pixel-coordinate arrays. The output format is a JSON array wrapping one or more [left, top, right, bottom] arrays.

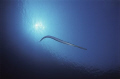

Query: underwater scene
[[1, 0, 120, 79]]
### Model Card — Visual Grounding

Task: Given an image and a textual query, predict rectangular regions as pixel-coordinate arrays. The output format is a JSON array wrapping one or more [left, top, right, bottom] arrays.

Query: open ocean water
[[1, 0, 120, 79]]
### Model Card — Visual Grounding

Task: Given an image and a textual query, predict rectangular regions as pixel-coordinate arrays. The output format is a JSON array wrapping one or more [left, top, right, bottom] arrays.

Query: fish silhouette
[[40, 35, 87, 50]]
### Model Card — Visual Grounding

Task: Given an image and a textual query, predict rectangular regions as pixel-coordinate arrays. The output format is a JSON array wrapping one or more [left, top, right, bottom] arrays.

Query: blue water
[[1, 0, 120, 79]]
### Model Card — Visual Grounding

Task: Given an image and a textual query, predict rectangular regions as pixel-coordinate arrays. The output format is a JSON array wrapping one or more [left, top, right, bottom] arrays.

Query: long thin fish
[[40, 35, 87, 50]]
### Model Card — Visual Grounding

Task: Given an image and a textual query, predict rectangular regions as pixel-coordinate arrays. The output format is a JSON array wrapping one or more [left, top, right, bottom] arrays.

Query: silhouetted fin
[[40, 35, 87, 50]]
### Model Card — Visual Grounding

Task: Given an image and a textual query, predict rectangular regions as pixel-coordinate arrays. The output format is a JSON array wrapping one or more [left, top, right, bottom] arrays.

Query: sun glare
[[34, 22, 44, 30]]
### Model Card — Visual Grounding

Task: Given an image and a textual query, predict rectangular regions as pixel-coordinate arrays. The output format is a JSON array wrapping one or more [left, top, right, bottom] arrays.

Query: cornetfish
[[40, 35, 87, 50]]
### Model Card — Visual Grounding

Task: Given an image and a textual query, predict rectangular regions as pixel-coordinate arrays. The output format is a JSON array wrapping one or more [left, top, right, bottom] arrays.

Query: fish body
[[40, 35, 87, 50]]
